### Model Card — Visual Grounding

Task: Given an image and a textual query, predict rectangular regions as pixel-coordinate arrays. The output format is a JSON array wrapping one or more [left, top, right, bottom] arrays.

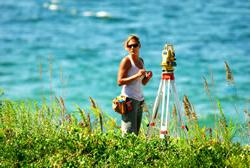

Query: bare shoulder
[[120, 56, 131, 68]]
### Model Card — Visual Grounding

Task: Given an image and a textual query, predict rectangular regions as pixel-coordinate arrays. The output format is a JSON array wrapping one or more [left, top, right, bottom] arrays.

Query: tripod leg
[[171, 80, 188, 138], [165, 79, 171, 133], [146, 79, 163, 138], [160, 79, 171, 139], [160, 79, 166, 128], [151, 79, 163, 120]]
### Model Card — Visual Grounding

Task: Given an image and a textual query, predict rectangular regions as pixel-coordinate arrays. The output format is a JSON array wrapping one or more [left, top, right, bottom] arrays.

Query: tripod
[[147, 70, 188, 139]]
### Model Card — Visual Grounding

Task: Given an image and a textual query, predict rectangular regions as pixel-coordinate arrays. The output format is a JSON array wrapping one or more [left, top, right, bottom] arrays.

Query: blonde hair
[[124, 34, 141, 49]]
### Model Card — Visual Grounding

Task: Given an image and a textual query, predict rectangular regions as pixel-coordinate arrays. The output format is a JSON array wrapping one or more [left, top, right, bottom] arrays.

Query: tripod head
[[161, 43, 176, 72]]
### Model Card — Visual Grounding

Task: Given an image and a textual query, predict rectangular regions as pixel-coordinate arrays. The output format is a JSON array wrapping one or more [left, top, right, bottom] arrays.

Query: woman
[[117, 34, 153, 135]]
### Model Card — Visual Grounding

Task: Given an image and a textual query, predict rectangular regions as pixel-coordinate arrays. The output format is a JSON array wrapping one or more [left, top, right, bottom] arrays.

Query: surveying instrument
[[147, 44, 188, 139]]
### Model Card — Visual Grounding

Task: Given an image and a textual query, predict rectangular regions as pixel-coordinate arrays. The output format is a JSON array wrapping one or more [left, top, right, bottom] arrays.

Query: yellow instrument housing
[[161, 44, 176, 71]]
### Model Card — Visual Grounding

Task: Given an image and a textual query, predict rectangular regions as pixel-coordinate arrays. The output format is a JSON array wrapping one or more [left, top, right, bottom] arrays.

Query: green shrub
[[0, 99, 249, 167]]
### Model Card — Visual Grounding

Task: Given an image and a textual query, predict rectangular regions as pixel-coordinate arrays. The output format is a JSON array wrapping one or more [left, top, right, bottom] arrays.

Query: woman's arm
[[117, 57, 145, 86], [142, 71, 153, 85], [139, 58, 152, 85]]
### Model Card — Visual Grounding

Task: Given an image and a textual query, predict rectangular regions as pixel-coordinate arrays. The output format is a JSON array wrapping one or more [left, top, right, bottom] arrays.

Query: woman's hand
[[137, 69, 146, 78], [142, 71, 153, 85], [145, 71, 153, 79]]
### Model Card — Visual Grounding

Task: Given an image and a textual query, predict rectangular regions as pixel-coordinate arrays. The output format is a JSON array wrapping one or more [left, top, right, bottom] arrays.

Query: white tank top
[[121, 56, 144, 101]]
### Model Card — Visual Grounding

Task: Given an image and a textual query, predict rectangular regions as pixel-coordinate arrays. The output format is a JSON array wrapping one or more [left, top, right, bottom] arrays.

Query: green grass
[[0, 61, 249, 167], [0, 98, 249, 167]]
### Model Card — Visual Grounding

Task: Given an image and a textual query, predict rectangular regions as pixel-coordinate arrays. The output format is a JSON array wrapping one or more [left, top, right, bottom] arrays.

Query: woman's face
[[126, 38, 140, 55]]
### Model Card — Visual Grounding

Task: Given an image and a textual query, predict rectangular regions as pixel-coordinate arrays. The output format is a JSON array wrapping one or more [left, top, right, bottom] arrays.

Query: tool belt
[[112, 95, 133, 115]]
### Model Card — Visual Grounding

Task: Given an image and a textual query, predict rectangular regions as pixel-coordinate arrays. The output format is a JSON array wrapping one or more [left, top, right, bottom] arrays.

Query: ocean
[[0, 0, 249, 128]]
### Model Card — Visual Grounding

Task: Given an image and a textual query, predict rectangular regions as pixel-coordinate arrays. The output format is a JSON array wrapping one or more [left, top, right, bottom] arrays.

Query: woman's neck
[[129, 53, 139, 61]]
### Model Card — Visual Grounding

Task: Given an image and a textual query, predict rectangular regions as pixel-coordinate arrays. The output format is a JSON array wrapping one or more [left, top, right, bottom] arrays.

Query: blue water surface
[[0, 0, 250, 126]]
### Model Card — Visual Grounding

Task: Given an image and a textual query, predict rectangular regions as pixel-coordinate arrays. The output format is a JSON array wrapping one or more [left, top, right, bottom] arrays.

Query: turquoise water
[[0, 0, 250, 124]]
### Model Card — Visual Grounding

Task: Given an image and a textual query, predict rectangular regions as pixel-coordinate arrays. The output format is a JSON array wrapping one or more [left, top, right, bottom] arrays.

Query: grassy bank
[[0, 98, 249, 167], [1, 61, 249, 167]]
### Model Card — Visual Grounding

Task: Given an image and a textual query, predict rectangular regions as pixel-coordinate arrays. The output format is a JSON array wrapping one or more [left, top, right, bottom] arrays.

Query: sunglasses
[[127, 43, 139, 48]]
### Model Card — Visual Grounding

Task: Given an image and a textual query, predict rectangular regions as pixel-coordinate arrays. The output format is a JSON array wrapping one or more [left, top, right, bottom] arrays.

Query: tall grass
[[0, 96, 249, 167], [225, 61, 235, 84], [0, 61, 249, 167]]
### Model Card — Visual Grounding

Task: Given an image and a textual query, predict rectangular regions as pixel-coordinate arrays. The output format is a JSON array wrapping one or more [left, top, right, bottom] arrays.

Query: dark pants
[[121, 98, 144, 135]]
